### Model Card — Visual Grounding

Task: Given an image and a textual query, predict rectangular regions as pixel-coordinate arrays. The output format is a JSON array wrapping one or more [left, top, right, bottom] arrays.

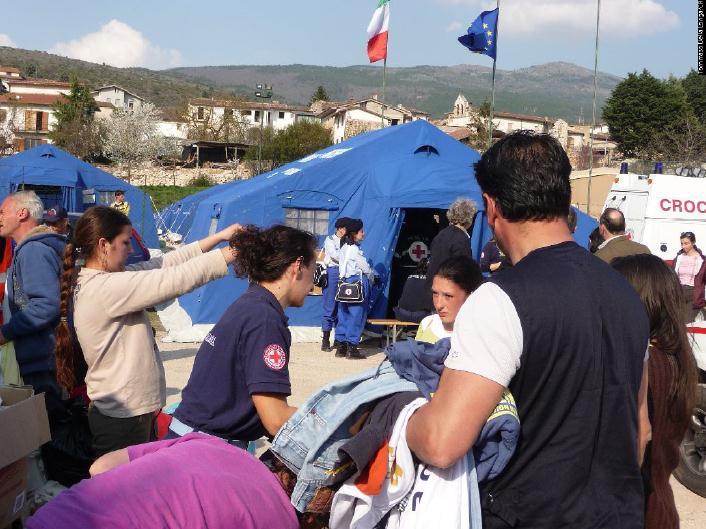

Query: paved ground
[[159, 336, 706, 524]]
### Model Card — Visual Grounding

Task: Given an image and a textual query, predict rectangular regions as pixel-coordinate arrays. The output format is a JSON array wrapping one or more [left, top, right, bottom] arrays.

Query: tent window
[[98, 191, 119, 205], [284, 208, 329, 236], [18, 184, 62, 209]]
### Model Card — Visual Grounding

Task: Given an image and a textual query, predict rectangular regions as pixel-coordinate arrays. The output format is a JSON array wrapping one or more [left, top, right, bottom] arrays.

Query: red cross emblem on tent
[[263, 344, 286, 370], [408, 241, 428, 262]]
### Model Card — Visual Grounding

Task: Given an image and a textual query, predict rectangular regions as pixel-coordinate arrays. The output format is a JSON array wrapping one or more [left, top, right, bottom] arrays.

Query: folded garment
[[385, 338, 450, 399], [330, 398, 427, 529], [271, 360, 418, 513], [474, 390, 520, 483], [339, 391, 423, 483], [386, 339, 520, 483]]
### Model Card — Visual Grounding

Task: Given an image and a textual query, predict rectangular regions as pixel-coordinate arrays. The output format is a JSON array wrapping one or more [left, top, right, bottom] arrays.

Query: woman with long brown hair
[[612, 254, 698, 529], [55, 206, 240, 456]]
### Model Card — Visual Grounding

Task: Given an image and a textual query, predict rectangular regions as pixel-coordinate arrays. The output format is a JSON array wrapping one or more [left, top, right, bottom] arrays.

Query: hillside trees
[[682, 70, 706, 124], [603, 69, 706, 162], [49, 80, 105, 159], [245, 121, 332, 171], [602, 70, 687, 158], [310, 85, 330, 105]]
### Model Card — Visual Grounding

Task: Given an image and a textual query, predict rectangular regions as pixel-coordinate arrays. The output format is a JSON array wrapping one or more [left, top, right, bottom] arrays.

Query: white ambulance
[[604, 170, 706, 497], [603, 171, 706, 260]]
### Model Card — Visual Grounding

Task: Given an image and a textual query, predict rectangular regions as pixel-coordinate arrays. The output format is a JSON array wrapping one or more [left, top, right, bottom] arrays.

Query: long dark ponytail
[[55, 206, 131, 389]]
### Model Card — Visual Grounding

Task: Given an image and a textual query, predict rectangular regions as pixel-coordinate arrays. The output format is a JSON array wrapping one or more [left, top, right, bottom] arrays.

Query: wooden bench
[[367, 319, 420, 348]]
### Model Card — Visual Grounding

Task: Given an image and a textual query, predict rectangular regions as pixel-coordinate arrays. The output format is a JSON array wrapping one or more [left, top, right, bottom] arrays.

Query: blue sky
[[0, 1, 697, 78]]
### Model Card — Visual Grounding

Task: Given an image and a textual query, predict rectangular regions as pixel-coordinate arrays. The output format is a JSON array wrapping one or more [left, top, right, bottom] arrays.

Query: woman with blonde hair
[[54, 206, 241, 456]]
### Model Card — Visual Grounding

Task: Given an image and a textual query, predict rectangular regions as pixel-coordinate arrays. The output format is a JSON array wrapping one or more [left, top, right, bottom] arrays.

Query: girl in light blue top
[[334, 219, 372, 360]]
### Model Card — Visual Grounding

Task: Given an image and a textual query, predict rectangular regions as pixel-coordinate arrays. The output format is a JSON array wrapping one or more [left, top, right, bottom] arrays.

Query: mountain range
[[0, 47, 622, 121]]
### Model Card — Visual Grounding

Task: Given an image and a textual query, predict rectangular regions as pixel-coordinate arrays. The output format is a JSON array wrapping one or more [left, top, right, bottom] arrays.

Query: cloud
[[49, 20, 181, 69], [0, 34, 15, 47], [446, 21, 464, 33], [437, 0, 679, 38]]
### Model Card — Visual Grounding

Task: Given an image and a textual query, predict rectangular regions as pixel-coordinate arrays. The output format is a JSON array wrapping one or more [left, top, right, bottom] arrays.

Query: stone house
[[316, 96, 429, 144]]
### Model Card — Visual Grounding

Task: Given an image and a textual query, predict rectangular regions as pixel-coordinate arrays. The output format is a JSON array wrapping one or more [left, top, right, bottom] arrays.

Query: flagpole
[[381, 57, 387, 129], [488, 0, 500, 149], [586, 0, 601, 216], [488, 59, 497, 149]]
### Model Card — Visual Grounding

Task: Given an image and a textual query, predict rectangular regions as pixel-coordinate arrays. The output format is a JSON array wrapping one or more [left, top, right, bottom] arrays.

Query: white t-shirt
[[444, 282, 523, 387], [444, 282, 649, 387]]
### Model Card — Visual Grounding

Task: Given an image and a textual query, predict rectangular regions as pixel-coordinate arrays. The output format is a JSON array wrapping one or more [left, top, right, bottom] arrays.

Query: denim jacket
[[271, 360, 418, 512]]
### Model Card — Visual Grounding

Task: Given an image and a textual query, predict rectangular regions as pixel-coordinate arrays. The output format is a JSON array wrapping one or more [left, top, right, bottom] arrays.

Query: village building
[[315, 95, 429, 144], [441, 93, 616, 169], [0, 66, 22, 87], [0, 72, 72, 153], [187, 98, 315, 133], [92, 85, 145, 111]]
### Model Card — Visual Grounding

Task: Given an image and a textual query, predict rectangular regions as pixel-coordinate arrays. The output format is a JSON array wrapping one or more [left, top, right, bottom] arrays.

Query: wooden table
[[367, 319, 420, 348]]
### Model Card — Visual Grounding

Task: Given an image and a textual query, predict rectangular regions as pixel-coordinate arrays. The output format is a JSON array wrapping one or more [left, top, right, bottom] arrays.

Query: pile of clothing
[[261, 339, 520, 529]]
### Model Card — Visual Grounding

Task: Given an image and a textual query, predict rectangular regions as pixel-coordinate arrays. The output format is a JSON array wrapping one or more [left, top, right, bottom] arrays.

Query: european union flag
[[458, 8, 499, 60]]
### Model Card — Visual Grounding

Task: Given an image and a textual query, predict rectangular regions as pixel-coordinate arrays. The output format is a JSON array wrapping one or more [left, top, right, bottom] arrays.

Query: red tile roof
[[0, 93, 67, 106], [439, 126, 472, 141], [0, 67, 21, 74], [6, 78, 71, 88]]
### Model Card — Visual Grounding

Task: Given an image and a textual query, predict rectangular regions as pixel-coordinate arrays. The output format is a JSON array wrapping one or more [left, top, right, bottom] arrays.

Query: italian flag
[[367, 0, 390, 63]]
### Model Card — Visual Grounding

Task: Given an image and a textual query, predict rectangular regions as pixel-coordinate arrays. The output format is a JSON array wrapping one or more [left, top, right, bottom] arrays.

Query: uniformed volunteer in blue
[[334, 218, 374, 360], [320, 217, 350, 352], [170, 224, 317, 446]]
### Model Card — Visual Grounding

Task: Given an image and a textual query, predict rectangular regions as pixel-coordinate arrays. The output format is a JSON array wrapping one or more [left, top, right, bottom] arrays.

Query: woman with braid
[[54, 206, 241, 456]]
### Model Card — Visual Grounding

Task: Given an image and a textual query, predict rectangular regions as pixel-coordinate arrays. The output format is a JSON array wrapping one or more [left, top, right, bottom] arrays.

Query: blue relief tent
[[0, 145, 158, 246], [159, 120, 597, 341]]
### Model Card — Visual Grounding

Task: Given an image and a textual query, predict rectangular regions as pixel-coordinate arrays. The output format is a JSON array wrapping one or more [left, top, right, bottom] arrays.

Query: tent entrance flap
[[387, 208, 448, 317]]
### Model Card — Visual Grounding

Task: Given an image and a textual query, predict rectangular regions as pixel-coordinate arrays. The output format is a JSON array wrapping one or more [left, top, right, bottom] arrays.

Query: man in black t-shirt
[[407, 132, 650, 529]]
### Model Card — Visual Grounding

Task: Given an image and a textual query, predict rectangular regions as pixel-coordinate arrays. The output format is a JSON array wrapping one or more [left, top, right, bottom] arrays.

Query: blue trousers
[[335, 276, 371, 344], [321, 266, 340, 332]]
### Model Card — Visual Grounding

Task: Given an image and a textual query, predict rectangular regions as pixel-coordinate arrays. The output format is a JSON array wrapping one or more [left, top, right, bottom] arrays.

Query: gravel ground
[[159, 335, 706, 524]]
